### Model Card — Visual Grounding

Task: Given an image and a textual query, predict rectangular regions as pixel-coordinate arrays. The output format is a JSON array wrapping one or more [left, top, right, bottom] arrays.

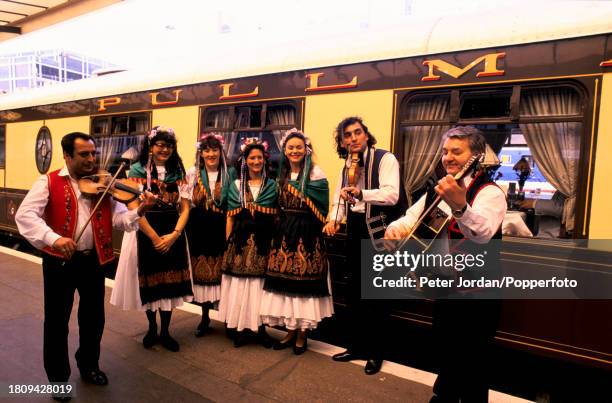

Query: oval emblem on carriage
[[35, 126, 52, 174]]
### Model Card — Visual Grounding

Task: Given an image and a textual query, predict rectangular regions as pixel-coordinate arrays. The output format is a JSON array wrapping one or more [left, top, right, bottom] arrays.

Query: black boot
[[195, 303, 212, 337], [159, 310, 179, 352], [143, 310, 158, 349], [257, 325, 273, 349]]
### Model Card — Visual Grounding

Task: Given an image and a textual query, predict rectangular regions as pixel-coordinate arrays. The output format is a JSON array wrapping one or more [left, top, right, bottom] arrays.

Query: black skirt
[[186, 207, 226, 285], [222, 209, 275, 278], [137, 208, 193, 305], [264, 208, 329, 297]]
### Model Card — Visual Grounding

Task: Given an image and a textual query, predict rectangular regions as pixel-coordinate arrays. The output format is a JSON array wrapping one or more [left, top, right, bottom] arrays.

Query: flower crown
[[148, 126, 176, 140], [196, 132, 225, 149], [280, 128, 312, 154], [240, 137, 268, 153]]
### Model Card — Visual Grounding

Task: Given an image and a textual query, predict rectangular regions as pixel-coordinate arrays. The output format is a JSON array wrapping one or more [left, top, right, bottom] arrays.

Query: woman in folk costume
[[110, 126, 192, 352], [260, 129, 333, 355], [185, 133, 230, 337], [218, 138, 278, 348]]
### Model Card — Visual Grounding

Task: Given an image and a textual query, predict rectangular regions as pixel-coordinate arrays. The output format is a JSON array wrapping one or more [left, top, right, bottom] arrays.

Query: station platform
[[0, 247, 531, 402]]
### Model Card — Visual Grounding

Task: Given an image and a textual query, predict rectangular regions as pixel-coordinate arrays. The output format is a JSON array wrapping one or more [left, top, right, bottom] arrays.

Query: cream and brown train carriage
[[1, 3, 611, 369]]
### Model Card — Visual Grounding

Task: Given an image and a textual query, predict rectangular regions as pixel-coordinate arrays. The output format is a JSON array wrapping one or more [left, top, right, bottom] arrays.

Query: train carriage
[[1, 3, 611, 370]]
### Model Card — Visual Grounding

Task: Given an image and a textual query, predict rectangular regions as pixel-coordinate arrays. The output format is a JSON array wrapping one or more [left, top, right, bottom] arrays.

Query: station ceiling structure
[[0, 0, 121, 40]]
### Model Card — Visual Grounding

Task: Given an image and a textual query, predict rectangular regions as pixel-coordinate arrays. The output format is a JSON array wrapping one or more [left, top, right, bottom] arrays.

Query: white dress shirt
[[15, 166, 141, 251], [387, 175, 507, 244], [329, 148, 400, 222]]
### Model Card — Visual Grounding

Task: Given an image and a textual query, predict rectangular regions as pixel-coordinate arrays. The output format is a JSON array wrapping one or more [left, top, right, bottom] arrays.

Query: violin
[[79, 169, 170, 207], [79, 170, 143, 205], [346, 152, 361, 205]]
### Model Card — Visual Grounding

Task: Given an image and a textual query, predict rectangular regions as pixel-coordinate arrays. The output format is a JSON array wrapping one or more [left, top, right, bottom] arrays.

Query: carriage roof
[[1, 1, 611, 110]]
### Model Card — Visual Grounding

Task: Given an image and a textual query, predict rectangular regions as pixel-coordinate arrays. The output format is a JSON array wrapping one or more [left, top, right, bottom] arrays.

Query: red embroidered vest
[[42, 169, 115, 265]]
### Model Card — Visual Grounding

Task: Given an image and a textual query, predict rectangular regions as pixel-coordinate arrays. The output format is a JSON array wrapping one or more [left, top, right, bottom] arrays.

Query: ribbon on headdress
[[238, 137, 268, 208], [194, 132, 229, 201], [278, 128, 313, 194]]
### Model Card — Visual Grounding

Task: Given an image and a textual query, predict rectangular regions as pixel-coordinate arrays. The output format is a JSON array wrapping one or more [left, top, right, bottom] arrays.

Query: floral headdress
[[278, 128, 313, 194], [148, 126, 175, 141], [279, 128, 312, 155], [194, 132, 228, 192], [238, 137, 268, 207], [146, 126, 176, 190], [240, 137, 269, 154]]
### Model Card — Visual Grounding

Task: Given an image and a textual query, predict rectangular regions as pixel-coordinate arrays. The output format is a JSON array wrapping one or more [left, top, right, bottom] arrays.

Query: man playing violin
[[384, 126, 506, 403], [15, 132, 156, 399], [323, 116, 407, 375]]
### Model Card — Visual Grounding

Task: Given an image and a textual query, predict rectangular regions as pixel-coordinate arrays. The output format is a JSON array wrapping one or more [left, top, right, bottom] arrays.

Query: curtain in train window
[[94, 114, 149, 174], [519, 87, 582, 234], [267, 105, 296, 152], [225, 104, 296, 171], [399, 94, 450, 203], [0, 126, 5, 168], [205, 109, 231, 129]]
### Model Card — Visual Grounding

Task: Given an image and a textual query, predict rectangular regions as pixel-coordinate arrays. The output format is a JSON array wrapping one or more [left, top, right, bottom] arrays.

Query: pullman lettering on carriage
[[85, 52, 612, 113]]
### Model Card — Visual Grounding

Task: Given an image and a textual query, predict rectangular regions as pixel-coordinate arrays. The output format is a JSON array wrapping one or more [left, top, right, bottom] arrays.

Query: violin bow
[[73, 162, 126, 245]]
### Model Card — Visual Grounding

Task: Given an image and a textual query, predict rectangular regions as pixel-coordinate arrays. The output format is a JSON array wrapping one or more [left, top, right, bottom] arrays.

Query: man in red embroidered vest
[[15, 132, 156, 398], [385, 126, 507, 403]]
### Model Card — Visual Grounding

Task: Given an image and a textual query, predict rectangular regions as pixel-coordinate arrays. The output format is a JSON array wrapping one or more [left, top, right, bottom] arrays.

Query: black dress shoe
[[195, 317, 211, 337], [332, 350, 360, 362], [257, 326, 273, 349], [80, 368, 109, 385], [272, 338, 294, 350], [52, 395, 72, 402], [293, 339, 308, 355], [143, 329, 158, 349], [233, 331, 250, 348], [160, 334, 180, 352], [364, 358, 383, 375]]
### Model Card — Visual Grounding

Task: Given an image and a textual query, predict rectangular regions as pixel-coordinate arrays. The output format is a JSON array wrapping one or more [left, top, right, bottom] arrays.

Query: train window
[[204, 108, 230, 129], [398, 92, 451, 203], [460, 89, 512, 119], [266, 105, 296, 127], [35, 126, 52, 174], [235, 106, 262, 129], [200, 100, 302, 175], [397, 83, 585, 239], [0, 125, 5, 169], [520, 86, 582, 117], [91, 113, 150, 174]]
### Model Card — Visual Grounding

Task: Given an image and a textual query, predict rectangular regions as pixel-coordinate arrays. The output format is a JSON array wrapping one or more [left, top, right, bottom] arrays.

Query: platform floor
[[0, 248, 530, 402]]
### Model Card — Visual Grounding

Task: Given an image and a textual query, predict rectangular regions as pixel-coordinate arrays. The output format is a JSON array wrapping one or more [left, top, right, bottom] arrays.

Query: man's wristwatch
[[452, 204, 468, 218]]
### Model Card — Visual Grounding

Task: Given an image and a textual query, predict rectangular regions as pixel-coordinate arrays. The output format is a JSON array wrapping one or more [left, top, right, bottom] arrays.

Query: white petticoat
[[216, 274, 264, 332], [259, 273, 334, 330], [110, 230, 193, 312], [192, 284, 221, 304]]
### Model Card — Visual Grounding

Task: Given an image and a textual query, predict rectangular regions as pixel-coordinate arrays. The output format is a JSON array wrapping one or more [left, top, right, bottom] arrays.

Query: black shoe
[[143, 329, 158, 349], [364, 359, 383, 375], [225, 326, 237, 340], [79, 368, 109, 385], [332, 350, 360, 362], [257, 326, 273, 349], [160, 334, 180, 352], [293, 339, 308, 355], [52, 395, 72, 402], [272, 336, 295, 350], [233, 331, 250, 348], [195, 318, 211, 338]]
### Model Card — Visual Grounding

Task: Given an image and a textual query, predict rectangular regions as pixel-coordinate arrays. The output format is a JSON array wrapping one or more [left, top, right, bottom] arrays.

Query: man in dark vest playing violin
[[323, 116, 407, 375], [16, 132, 156, 399], [385, 126, 507, 403]]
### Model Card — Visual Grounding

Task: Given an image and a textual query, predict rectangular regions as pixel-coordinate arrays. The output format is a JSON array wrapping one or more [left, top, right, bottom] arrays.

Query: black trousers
[[431, 298, 501, 403], [42, 252, 105, 382], [344, 210, 390, 360]]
